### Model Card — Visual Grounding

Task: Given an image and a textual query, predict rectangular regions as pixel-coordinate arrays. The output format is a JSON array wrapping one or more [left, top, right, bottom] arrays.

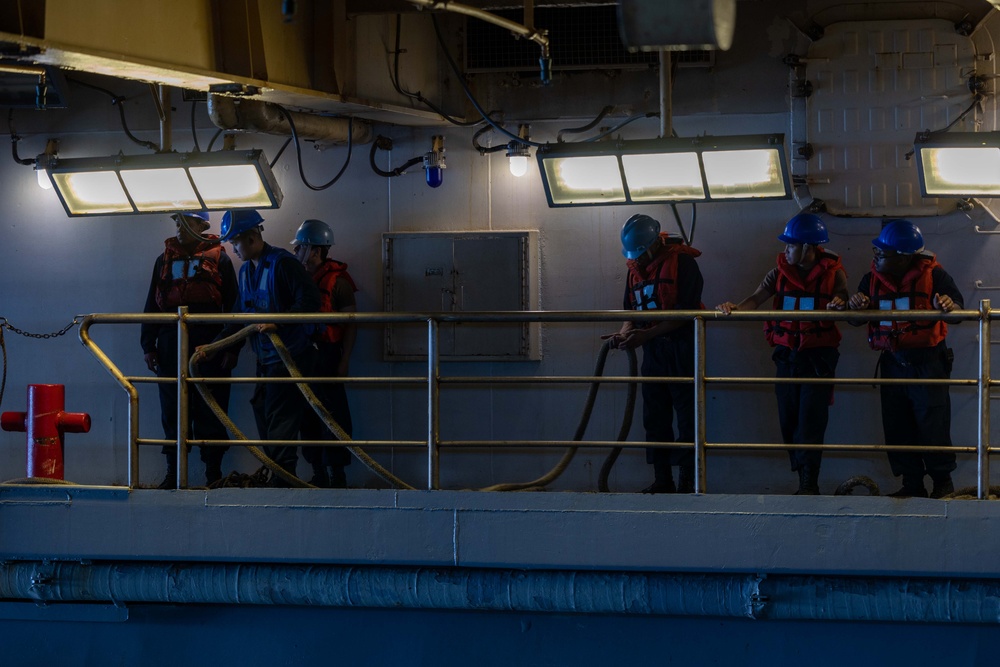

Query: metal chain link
[[0, 317, 80, 339]]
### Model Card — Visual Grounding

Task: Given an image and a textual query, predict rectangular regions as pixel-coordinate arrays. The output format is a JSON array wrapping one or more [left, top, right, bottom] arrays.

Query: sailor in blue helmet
[[717, 213, 848, 495], [141, 211, 238, 488], [197, 209, 321, 486], [848, 219, 963, 498], [291, 218, 359, 488], [603, 213, 705, 493]]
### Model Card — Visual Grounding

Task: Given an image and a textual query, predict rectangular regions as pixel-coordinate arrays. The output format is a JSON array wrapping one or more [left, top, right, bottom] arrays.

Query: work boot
[[677, 465, 695, 494], [205, 464, 223, 487], [929, 473, 955, 499], [157, 469, 176, 490], [329, 465, 347, 489], [641, 463, 675, 494], [888, 475, 928, 498], [795, 467, 820, 495], [309, 466, 330, 488]]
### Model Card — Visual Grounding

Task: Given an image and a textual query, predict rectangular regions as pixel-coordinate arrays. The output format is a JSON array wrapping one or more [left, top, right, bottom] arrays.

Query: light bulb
[[36, 167, 52, 190], [508, 154, 529, 177]]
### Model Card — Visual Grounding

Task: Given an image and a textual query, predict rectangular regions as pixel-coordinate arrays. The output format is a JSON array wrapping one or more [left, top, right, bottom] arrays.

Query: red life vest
[[626, 234, 703, 314], [866, 254, 946, 351], [314, 258, 358, 344], [155, 236, 225, 311], [764, 250, 843, 350]]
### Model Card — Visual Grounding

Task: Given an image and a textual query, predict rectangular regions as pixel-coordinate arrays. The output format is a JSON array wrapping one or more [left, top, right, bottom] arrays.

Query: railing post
[[427, 317, 440, 490], [693, 316, 707, 494], [177, 306, 189, 489], [979, 299, 991, 500]]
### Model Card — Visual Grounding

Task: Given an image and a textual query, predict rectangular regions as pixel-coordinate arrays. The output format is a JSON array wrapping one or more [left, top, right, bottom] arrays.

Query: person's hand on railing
[[848, 292, 870, 310], [192, 345, 215, 365], [827, 296, 846, 310], [933, 293, 956, 312], [715, 301, 739, 315], [143, 352, 159, 374]]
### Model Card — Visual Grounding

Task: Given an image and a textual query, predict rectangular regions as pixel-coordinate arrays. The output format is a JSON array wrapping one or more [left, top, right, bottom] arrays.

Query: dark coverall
[[301, 260, 357, 479], [218, 243, 320, 480], [858, 266, 963, 482], [141, 248, 238, 474], [626, 253, 704, 472], [759, 262, 847, 475]]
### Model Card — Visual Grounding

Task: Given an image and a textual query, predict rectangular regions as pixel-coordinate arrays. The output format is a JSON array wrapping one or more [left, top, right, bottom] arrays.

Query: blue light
[[425, 166, 444, 188]]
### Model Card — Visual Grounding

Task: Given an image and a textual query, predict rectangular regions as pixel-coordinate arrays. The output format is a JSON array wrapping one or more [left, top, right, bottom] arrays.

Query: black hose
[[557, 106, 614, 143], [274, 108, 354, 191], [190, 100, 201, 152], [392, 14, 480, 127], [369, 136, 423, 178], [472, 124, 509, 154], [66, 76, 160, 151]]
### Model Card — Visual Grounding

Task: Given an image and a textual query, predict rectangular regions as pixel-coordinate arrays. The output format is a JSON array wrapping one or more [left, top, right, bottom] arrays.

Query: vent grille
[[465, 6, 659, 73]]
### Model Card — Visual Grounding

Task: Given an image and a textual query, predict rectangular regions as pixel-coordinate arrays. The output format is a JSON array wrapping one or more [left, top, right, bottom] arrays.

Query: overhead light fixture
[[914, 131, 1000, 197], [536, 134, 791, 207], [40, 149, 283, 217]]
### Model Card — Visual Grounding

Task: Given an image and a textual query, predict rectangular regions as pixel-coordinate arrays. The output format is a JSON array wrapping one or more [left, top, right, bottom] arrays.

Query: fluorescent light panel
[[44, 149, 283, 217], [914, 132, 1000, 197], [536, 134, 790, 207]]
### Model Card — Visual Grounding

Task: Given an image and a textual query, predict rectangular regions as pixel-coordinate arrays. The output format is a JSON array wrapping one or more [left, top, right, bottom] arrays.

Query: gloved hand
[[144, 352, 159, 373]]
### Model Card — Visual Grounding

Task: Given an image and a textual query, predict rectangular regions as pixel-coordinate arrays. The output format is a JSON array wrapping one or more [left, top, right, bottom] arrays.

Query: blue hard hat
[[778, 213, 828, 245], [220, 209, 264, 242], [621, 214, 661, 259], [873, 219, 924, 254], [290, 219, 334, 246]]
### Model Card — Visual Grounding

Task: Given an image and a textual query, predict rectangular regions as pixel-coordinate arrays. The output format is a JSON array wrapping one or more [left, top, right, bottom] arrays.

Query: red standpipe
[[1, 384, 91, 480]]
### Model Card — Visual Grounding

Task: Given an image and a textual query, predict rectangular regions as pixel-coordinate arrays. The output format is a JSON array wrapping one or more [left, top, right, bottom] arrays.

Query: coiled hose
[[191, 326, 415, 490], [193, 331, 639, 492]]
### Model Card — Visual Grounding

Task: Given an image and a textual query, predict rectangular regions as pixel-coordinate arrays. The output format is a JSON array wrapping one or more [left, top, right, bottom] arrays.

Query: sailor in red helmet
[[716, 213, 848, 495], [848, 219, 962, 499], [603, 213, 704, 494], [141, 211, 238, 488]]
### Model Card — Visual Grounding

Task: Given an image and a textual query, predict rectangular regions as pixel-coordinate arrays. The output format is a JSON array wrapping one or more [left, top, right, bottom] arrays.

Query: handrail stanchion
[[694, 315, 707, 494], [979, 299, 991, 500], [427, 317, 440, 490], [78, 316, 140, 488], [176, 306, 189, 489]]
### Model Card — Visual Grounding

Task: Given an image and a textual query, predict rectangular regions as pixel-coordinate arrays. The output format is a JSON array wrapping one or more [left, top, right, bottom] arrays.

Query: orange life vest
[[155, 236, 225, 311], [314, 259, 358, 344], [866, 254, 947, 352], [626, 234, 703, 314], [764, 250, 843, 350]]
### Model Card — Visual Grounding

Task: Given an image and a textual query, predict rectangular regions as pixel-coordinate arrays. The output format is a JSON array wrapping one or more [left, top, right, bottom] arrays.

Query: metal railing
[[78, 300, 996, 497]]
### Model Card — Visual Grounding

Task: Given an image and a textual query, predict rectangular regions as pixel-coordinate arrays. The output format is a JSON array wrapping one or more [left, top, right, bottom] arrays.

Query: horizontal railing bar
[[83, 309, 988, 326]]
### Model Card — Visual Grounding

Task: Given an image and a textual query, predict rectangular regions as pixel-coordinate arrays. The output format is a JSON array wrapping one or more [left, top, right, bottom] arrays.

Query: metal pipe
[[6, 561, 1000, 624], [78, 317, 140, 488], [659, 50, 672, 138], [979, 299, 992, 499], [207, 96, 373, 144], [427, 318, 440, 490], [694, 316, 706, 493], [176, 306, 189, 489], [158, 84, 171, 153], [406, 0, 549, 53]]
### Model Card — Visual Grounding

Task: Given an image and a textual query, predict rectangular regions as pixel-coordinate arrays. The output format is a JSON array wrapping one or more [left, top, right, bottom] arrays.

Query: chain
[[0, 317, 80, 339]]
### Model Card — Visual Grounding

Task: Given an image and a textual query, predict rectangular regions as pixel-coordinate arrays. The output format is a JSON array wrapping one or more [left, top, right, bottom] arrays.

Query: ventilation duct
[[207, 95, 373, 145]]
